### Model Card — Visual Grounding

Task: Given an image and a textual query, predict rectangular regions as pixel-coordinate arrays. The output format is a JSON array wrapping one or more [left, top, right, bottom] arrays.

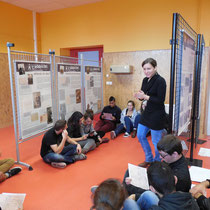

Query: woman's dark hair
[[67, 111, 83, 127], [127, 100, 135, 108], [91, 179, 127, 210], [84, 109, 94, 121], [142, 58, 157, 68], [147, 161, 176, 195], [157, 134, 183, 155]]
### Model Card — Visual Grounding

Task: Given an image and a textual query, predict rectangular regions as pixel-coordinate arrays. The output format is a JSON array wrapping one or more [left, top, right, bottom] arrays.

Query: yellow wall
[[199, 0, 210, 46], [0, 1, 34, 53], [39, 0, 205, 54]]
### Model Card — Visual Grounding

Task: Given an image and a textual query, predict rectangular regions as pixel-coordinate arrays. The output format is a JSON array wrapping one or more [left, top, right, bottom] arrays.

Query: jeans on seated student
[[137, 191, 159, 210], [111, 100, 140, 139], [114, 114, 140, 138], [43, 144, 77, 164]]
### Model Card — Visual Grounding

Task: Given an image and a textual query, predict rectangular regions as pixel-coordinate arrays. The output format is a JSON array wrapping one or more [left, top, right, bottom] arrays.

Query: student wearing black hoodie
[[138, 161, 199, 210]]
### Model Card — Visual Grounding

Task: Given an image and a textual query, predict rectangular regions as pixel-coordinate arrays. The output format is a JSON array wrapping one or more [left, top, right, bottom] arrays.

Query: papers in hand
[[189, 166, 210, 183], [0, 193, 26, 210], [103, 113, 113, 120], [128, 163, 149, 190]]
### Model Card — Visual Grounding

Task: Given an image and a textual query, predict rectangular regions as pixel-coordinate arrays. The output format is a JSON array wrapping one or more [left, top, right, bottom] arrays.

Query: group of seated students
[[91, 135, 210, 210], [40, 96, 141, 168], [39, 95, 209, 209]]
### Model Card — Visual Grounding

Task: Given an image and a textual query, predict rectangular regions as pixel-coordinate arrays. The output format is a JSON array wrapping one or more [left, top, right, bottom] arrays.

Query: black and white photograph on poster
[[176, 32, 195, 135], [28, 74, 33, 85], [47, 107, 53, 124], [76, 89, 81, 104], [33, 92, 41, 109], [57, 63, 82, 120], [85, 66, 102, 113], [17, 63, 25, 75], [90, 76, 94, 88], [14, 61, 53, 139]]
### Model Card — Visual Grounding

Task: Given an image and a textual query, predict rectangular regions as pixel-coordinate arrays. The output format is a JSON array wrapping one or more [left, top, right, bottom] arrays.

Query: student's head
[[142, 58, 157, 79], [67, 111, 83, 127], [147, 161, 176, 196], [92, 178, 126, 210], [157, 135, 183, 163], [83, 109, 94, 125], [127, 100, 135, 111], [109, 96, 116, 108], [54, 120, 67, 132]]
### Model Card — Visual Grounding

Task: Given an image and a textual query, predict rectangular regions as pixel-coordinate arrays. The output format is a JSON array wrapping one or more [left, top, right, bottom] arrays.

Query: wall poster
[[57, 63, 82, 120], [15, 61, 53, 139], [85, 66, 102, 114]]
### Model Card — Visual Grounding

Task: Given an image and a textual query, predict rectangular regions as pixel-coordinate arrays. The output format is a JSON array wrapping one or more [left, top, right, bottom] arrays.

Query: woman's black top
[[139, 73, 166, 130]]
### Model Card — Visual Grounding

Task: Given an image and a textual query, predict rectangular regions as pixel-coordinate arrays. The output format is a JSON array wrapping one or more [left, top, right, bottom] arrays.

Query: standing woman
[[135, 58, 166, 167]]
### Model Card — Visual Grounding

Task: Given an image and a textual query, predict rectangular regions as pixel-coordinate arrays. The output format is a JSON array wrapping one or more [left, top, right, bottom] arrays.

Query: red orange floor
[[0, 124, 209, 210]]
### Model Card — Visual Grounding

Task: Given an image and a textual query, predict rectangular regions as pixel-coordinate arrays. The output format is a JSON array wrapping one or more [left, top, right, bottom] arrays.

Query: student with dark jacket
[[138, 161, 199, 210], [124, 135, 191, 199], [95, 96, 121, 133], [134, 58, 167, 168]]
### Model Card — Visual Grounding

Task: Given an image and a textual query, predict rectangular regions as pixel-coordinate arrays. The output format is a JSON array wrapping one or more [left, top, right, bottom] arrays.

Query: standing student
[[95, 96, 121, 133], [110, 100, 140, 139], [135, 58, 166, 167]]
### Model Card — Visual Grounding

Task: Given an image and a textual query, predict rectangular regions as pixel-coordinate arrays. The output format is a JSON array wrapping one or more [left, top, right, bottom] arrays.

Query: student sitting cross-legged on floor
[[94, 96, 121, 133], [40, 119, 86, 169], [67, 111, 96, 155], [123, 135, 192, 200], [110, 100, 140, 139], [80, 110, 109, 150], [136, 161, 199, 210]]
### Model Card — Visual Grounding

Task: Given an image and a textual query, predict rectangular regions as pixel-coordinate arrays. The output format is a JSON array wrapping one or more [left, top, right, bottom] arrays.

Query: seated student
[[40, 120, 86, 169], [95, 96, 121, 133], [190, 179, 210, 210], [123, 135, 191, 198], [67, 111, 96, 154], [0, 157, 22, 183], [81, 110, 109, 149], [110, 100, 140, 139], [91, 178, 140, 210], [137, 161, 199, 210]]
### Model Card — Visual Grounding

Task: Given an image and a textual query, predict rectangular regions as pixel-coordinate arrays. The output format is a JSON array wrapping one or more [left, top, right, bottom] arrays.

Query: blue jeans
[[43, 144, 77, 164], [137, 123, 163, 162], [114, 114, 141, 136], [137, 191, 159, 210], [123, 198, 141, 210]]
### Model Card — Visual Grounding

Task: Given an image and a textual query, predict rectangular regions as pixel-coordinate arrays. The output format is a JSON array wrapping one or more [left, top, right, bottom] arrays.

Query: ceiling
[[1, 0, 104, 13]]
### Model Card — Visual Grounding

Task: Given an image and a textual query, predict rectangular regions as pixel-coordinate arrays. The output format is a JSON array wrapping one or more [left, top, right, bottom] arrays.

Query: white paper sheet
[[198, 148, 210, 157], [189, 166, 210, 182], [0, 193, 26, 210], [128, 163, 149, 190]]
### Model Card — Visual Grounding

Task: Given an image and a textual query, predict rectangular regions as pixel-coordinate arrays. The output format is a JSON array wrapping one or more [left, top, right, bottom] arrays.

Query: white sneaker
[[123, 132, 130, 137], [51, 162, 66, 168], [110, 131, 116, 139]]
